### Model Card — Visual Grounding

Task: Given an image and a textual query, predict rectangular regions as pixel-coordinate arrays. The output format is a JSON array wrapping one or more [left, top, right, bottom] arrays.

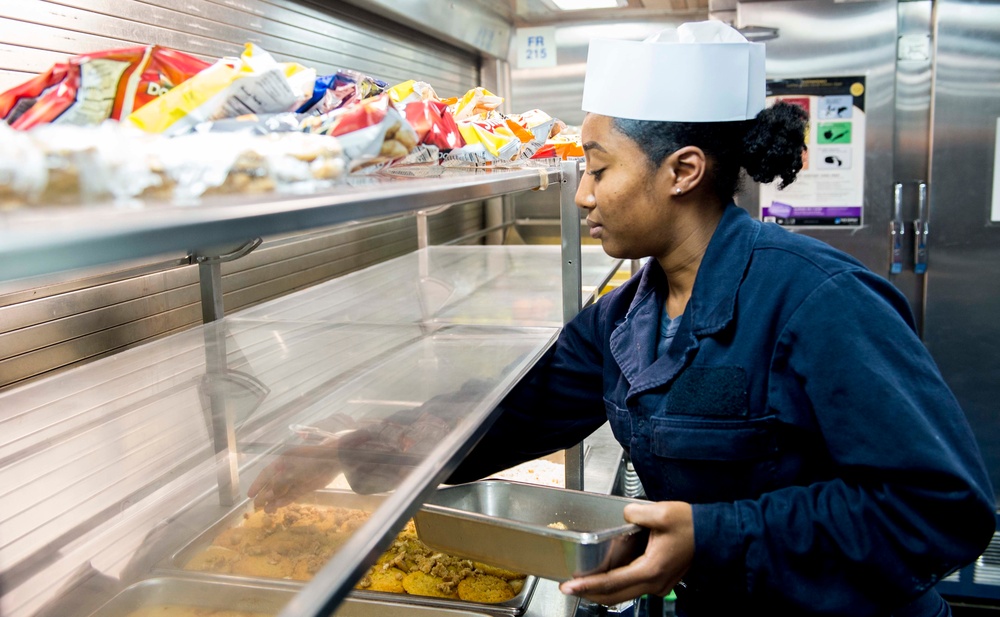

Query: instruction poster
[[759, 76, 866, 227]]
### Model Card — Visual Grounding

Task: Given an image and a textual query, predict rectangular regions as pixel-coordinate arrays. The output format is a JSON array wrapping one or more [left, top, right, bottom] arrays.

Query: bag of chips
[[127, 43, 315, 135], [298, 70, 388, 116], [301, 94, 417, 171], [3, 46, 211, 130]]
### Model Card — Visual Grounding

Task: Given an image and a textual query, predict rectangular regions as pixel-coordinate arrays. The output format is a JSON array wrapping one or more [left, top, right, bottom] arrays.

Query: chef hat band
[[581, 21, 765, 123]]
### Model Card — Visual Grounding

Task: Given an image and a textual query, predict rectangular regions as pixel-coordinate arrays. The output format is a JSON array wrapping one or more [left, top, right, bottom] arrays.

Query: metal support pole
[[198, 260, 225, 323], [560, 159, 585, 491], [191, 237, 262, 324], [202, 322, 241, 507], [191, 237, 261, 505], [484, 197, 504, 245]]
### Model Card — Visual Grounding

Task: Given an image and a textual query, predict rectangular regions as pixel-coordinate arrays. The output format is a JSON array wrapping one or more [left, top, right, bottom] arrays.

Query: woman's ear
[[665, 146, 707, 195]]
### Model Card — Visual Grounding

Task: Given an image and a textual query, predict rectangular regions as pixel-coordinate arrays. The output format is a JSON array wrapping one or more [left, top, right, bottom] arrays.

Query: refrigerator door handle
[[890, 182, 905, 274], [913, 182, 929, 274]]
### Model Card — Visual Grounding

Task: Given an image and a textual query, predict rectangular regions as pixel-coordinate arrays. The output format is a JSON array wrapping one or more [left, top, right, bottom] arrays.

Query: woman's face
[[576, 114, 676, 260]]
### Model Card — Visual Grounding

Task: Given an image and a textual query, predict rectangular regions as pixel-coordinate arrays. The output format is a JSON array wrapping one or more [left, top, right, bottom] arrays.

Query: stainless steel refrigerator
[[736, 0, 1000, 599]]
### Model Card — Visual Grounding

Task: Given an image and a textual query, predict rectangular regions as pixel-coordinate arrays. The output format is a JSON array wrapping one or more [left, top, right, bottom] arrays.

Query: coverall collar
[[610, 204, 759, 392]]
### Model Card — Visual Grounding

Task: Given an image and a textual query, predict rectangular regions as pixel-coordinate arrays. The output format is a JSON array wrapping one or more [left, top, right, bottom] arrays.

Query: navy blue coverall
[[451, 204, 995, 616]]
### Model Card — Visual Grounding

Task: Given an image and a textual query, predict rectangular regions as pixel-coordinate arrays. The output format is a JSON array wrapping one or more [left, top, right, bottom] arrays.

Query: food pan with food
[[161, 491, 536, 615], [87, 576, 495, 616], [414, 480, 649, 582], [163, 491, 384, 585]]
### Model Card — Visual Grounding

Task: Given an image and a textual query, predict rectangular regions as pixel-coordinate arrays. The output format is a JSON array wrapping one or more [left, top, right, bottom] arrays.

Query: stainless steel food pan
[[160, 490, 536, 614], [162, 490, 386, 584], [87, 576, 293, 616], [414, 481, 649, 582], [88, 576, 495, 616]]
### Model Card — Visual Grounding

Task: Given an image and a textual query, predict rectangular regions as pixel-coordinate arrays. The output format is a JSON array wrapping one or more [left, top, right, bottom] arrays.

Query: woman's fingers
[[559, 558, 674, 605]]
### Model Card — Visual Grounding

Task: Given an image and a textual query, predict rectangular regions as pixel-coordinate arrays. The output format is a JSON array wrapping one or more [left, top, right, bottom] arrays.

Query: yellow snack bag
[[127, 43, 314, 135], [449, 87, 503, 120]]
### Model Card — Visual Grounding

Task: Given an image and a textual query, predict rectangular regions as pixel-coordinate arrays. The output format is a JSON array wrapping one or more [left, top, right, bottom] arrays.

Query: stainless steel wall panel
[[0, 70, 34, 92], [923, 0, 1000, 500], [0, 267, 197, 335], [0, 0, 479, 94], [0, 304, 203, 387], [0, 45, 69, 74], [509, 21, 682, 127], [0, 17, 136, 57], [737, 0, 898, 276], [0, 287, 200, 359]]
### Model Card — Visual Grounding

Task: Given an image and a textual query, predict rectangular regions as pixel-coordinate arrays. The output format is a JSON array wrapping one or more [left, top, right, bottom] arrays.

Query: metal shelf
[[0, 166, 561, 282]]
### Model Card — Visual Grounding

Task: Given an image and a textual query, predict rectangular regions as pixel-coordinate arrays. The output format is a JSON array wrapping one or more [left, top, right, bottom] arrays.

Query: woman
[[449, 21, 995, 616]]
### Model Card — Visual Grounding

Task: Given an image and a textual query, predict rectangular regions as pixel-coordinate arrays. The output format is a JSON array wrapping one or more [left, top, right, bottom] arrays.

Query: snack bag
[[531, 134, 585, 161], [0, 63, 69, 126], [298, 70, 388, 116], [402, 100, 464, 151], [388, 80, 440, 107], [506, 109, 557, 160], [444, 112, 531, 167], [127, 43, 315, 135], [301, 94, 417, 171], [4, 47, 210, 130], [449, 87, 504, 120], [190, 112, 305, 135]]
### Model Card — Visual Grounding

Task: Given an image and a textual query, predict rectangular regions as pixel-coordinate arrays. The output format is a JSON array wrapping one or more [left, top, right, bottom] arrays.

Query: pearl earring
[[675, 188, 682, 195]]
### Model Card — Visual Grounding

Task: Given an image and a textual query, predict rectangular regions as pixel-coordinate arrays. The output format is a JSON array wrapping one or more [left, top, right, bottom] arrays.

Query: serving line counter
[[1, 232, 626, 617]]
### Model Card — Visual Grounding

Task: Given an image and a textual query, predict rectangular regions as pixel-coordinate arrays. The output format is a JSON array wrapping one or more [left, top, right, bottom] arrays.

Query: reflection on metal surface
[[923, 0, 1000, 503], [339, 0, 513, 59]]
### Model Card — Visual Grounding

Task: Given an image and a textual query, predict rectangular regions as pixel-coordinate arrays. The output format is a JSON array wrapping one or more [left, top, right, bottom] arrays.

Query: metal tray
[[159, 490, 536, 615], [162, 490, 387, 585], [88, 576, 495, 616], [413, 480, 649, 582]]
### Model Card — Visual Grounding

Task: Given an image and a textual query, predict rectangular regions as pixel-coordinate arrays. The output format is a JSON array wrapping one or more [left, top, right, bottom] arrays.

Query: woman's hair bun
[[741, 102, 808, 189]]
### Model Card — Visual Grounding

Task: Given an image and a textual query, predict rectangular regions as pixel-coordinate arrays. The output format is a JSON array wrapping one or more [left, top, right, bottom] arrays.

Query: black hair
[[611, 102, 808, 199]]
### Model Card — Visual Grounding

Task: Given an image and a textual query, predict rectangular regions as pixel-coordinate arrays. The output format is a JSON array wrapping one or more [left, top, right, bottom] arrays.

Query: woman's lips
[[587, 220, 603, 239]]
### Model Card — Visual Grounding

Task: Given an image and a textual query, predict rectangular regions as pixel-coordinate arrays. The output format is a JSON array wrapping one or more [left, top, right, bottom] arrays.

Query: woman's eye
[[587, 168, 605, 180]]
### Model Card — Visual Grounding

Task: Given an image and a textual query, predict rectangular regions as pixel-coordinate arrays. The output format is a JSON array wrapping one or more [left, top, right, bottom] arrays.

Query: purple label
[[763, 202, 862, 218]]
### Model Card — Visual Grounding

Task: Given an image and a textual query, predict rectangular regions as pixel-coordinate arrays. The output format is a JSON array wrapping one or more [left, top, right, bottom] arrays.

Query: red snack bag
[[0, 63, 69, 125], [8, 46, 210, 130], [302, 94, 418, 170], [402, 100, 464, 151]]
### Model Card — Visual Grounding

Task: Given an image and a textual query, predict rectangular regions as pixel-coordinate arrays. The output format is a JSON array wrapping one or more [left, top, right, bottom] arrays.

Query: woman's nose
[[575, 177, 595, 210]]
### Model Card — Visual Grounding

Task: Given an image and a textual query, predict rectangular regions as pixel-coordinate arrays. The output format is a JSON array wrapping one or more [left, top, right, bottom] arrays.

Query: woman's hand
[[559, 501, 694, 605], [247, 439, 345, 512]]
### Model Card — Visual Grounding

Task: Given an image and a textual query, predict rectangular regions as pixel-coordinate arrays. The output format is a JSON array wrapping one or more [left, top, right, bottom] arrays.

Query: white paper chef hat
[[581, 21, 765, 122]]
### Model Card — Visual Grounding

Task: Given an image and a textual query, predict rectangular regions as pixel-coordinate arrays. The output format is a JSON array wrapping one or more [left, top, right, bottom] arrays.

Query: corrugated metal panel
[[0, 0, 485, 390], [0, 204, 486, 390], [0, 0, 478, 96]]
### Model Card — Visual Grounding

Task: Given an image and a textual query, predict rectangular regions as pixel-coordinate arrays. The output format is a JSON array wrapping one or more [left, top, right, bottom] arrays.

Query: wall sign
[[516, 27, 557, 69], [759, 76, 867, 227]]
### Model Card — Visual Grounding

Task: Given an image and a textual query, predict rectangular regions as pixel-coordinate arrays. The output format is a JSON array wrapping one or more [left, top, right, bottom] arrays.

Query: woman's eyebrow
[[582, 141, 607, 153]]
